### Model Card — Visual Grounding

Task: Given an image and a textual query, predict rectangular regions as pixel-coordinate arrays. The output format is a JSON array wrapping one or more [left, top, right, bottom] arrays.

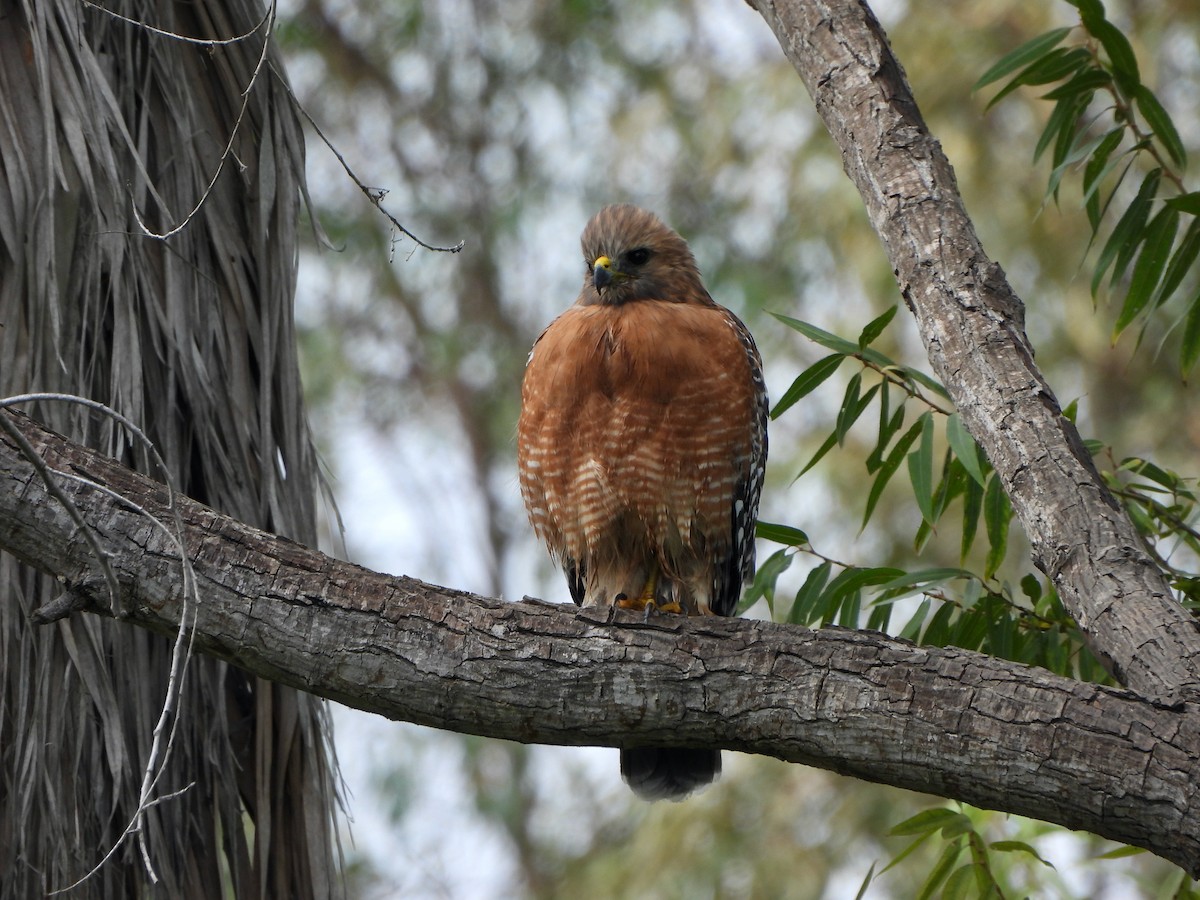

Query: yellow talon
[[638, 568, 659, 606], [614, 569, 684, 617]]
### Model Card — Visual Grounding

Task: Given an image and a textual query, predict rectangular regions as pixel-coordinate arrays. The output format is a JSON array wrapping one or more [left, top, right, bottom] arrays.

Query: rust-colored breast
[[517, 300, 760, 571]]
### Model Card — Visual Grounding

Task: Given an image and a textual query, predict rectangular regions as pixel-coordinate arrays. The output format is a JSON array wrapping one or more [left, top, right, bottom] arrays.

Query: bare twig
[[269, 61, 466, 255], [96, 1, 282, 240], [79, 0, 272, 47], [0, 394, 198, 892]]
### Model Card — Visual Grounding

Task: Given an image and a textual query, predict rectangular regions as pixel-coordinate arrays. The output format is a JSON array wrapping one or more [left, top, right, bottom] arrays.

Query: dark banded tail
[[620, 747, 721, 800]]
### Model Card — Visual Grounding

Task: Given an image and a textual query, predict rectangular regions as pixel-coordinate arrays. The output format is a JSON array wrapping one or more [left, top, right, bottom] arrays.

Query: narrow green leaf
[[903, 366, 953, 401], [1041, 66, 1111, 100], [889, 807, 964, 836], [1082, 129, 1125, 229], [862, 419, 923, 529], [899, 597, 932, 641], [1085, 150, 1136, 234], [961, 577, 983, 610], [1065, 0, 1104, 18], [867, 601, 893, 632], [1019, 45, 1092, 87], [880, 832, 934, 875], [974, 27, 1073, 90], [853, 862, 876, 900], [836, 372, 863, 444], [1048, 97, 1090, 189], [1124, 457, 1182, 491], [772, 313, 859, 355], [1095, 844, 1147, 860], [1087, 16, 1140, 90], [1135, 85, 1187, 169], [797, 430, 839, 478], [866, 383, 895, 474], [960, 474, 984, 561], [1020, 573, 1043, 602], [1092, 168, 1161, 297], [756, 521, 809, 546], [838, 589, 862, 627], [1113, 171, 1164, 284], [939, 812, 975, 839], [1045, 121, 1117, 201], [987, 47, 1090, 111], [917, 840, 965, 900], [987, 610, 1017, 660], [942, 864, 977, 900], [953, 609, 989, 651], [908, 412, 936, 525], [824, 566, 906, 611], [989, 841, 1054, 868], [922, 600, 957, 647], [1155, 217, 1200, 310], [984, 474, 1011, 579], [1180, 288, 1200, 375], [1166, 193, 1200, 215], [1032, 67, 1091, 163], [1114, 205, 1179, 337], [772, 353, 845, 419], [740, 548, 792, 615], [789, 561, 832, 625], [858, 304, 898, 349], [876, 567, 975, 596], [946, 413, 986, 487]]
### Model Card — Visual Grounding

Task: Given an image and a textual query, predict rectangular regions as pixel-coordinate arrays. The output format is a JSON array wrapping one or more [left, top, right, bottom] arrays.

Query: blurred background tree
[[274, 0, 1200, 896]]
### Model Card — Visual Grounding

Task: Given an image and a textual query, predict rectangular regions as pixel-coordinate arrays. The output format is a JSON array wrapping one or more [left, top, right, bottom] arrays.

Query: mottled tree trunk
[[0, 2, 339, 897]]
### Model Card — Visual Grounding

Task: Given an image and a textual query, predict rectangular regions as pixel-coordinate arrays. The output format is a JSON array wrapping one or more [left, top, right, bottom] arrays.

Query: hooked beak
[[593, 255, 615, 291]]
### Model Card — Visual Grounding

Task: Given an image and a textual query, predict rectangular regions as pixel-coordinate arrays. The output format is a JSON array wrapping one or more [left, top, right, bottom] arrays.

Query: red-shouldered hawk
[[518, 204, 768, 800]]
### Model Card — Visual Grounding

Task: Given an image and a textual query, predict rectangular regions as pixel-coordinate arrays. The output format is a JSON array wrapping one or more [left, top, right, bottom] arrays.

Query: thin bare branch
[[79, 0, 272, 47], [0, 395, 199, 893], [269, 61, 466, 255]]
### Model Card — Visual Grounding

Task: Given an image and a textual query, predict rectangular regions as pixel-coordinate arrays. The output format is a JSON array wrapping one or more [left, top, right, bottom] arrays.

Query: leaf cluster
[[751, 310, 1107, 683], [860, 805, 1055, 900], [976, 0, 1200, 370]]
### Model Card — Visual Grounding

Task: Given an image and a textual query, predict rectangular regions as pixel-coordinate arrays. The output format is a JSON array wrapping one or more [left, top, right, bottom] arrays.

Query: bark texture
[[2, 408, 1199, 875], [746, 0, 1200, 702]]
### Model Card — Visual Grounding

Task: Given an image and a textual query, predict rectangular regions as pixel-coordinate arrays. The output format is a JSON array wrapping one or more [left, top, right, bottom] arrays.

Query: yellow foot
[[614, 570, 684, 618]]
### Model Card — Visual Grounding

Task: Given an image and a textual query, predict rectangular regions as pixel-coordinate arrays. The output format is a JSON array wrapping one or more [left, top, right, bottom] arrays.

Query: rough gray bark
[[2, 408, 1199, 875], [746, 0, 1200, 703]]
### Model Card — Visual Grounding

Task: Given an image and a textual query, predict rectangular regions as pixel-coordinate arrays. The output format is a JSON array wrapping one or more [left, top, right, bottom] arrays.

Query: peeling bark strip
[[747, 0, 1200, 701], [1, 409, 1199, 873]]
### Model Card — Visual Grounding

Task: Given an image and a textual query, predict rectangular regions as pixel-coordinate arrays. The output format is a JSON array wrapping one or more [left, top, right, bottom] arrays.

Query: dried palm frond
[[0, 1, 341, 896]]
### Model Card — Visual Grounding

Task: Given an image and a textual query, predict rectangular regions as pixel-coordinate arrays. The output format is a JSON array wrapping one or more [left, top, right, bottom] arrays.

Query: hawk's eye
[[625, 247, 651, 266]]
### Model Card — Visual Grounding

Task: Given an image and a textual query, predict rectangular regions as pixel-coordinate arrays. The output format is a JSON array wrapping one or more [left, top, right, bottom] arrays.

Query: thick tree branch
[[747, 0, 1200, 703], [1, 408, 1198, 873]]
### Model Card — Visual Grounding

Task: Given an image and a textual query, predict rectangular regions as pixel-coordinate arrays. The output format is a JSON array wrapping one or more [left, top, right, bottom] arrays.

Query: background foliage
[[274, 0, 1200, 896]]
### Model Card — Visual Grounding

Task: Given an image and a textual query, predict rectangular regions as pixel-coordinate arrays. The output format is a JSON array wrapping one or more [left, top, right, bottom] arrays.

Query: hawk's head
[[578, 204, 710, 307]]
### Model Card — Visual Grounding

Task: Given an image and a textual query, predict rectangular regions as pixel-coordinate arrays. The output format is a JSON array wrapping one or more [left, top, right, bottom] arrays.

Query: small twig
[[79, 0, 272, 47], [267, 61, 465, 256], [1, 395, 198, 893], [858, 355, 956, 417], [29, 583, 97, 624], [122, 1, 279, 240]]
